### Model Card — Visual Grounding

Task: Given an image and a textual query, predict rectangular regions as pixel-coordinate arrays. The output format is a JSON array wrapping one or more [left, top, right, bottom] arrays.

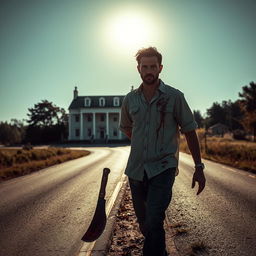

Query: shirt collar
[[158, 79, 166, 94]]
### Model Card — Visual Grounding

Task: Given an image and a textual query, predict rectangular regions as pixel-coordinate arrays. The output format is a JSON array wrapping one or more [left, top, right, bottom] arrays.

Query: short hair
[[135, 47, 162, 65]]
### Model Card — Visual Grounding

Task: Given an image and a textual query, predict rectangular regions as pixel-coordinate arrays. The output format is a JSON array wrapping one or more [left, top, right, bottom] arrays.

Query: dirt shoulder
[[108, 185, 145, 255], [107, 185, 179, 256]]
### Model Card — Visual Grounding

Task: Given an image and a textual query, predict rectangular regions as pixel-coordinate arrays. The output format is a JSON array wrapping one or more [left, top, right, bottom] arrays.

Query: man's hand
[[192, 169, 206, 195], [184, 130, 206, 195]]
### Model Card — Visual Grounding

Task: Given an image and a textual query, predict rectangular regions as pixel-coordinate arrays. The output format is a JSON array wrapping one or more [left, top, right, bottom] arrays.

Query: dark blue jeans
[[129, 168, 176, 256]]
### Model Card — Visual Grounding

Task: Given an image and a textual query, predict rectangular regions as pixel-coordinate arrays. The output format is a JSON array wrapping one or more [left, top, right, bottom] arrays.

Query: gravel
[[108, 185, 144, 256]]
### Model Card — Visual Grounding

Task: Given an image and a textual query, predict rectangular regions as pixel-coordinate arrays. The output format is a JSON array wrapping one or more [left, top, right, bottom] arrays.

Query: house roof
[[68, 95, 125, 110], [209, 123, 228, 129]]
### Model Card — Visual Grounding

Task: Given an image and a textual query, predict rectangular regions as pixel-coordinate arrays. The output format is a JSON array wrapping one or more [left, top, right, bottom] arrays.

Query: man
[[119, 47, 206, 256]]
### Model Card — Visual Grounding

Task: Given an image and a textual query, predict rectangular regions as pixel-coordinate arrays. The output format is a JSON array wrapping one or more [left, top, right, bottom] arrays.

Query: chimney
[[131, 86, 134, 91], [74, 86, 78, 99]]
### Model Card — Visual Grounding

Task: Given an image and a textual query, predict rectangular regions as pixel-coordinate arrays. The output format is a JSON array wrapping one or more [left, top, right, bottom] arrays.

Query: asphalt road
[[1, 147, 255, 256], [0, 146, 130, 256], [168, 152, 256, 256]]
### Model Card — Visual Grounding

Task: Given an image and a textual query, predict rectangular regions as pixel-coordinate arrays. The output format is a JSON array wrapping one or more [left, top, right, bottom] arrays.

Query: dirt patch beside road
[[108, 185, 179, 256], [108, 185, 144, 255]]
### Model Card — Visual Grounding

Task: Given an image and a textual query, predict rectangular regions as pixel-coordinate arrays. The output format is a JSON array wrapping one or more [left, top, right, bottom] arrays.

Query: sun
[[111, 14, 152, 49], [104, 11, 158, 55]]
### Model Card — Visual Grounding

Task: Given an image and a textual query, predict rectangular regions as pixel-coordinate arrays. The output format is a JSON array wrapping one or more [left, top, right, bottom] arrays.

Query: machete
[[81, 167, 111, 242]]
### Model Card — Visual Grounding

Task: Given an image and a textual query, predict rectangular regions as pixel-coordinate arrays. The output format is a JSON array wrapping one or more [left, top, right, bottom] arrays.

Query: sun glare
[[104, 10, 158, 55]]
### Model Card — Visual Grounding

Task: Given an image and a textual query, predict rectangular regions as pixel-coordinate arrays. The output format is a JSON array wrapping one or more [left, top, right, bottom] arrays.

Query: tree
[[205, 100, 244, 131], [239, 82, 256, 112], [27, 100, 66, 127], [206, 102, 226, 128], [193, 110, 204, 128], [239, 82, 256, 141], [0, 120, 25, 145], [222, 100, 243, 130], [26, 100, 68, 144]]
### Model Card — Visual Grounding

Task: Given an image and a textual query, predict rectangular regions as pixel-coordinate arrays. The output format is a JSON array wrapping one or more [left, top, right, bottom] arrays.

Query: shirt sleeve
[[119, 95, 133, 134], [174, 92, 198, 133]]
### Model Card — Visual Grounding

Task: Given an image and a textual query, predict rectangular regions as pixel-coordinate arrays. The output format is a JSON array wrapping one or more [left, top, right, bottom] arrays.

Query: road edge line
[[77, 174, 128, 256]]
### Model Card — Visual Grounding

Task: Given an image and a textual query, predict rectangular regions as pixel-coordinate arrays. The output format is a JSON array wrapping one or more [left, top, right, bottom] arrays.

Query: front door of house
[[100, 130, 105, 139]]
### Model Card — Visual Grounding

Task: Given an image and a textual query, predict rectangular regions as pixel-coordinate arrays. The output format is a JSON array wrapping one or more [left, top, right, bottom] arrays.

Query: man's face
[[137, 56, 163, 85]]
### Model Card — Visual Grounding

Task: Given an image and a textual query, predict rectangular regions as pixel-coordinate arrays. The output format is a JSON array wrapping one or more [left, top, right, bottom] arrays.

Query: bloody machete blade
[[81, 168, 110, 242]]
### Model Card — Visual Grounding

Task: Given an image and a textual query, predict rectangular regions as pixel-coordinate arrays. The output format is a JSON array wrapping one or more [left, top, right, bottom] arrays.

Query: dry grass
[[180, 129, 256, 173], [0, 147, 90, 181]]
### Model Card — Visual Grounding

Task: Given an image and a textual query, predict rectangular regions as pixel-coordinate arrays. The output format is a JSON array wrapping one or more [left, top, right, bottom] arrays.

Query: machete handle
[[98, 168, 110, 199]]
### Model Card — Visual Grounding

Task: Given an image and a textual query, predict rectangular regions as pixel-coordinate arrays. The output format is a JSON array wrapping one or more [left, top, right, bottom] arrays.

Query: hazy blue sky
[[0, 0, 255, 122]]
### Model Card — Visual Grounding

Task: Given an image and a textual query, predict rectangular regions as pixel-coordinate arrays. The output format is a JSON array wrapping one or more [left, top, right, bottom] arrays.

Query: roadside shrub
[[31, 151, 40, 161], [15, 154, 30, 164], [23, 143, 33, 150], [233, 130, 246, 140], [0, 152, 14, 167], [57, 149, 65, 155]]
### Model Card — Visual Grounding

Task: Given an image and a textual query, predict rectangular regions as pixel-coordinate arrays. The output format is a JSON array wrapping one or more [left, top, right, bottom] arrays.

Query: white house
[[68, 87, 127, 142]]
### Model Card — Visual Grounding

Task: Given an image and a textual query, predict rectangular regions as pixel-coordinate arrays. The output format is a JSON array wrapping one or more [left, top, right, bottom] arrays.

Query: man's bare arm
[[184, 130, 206, 195], [184, 130, 202, 164]]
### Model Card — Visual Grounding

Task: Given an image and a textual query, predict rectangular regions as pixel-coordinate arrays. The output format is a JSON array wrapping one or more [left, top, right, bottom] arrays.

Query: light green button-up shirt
[[119, 80, 197, 181]]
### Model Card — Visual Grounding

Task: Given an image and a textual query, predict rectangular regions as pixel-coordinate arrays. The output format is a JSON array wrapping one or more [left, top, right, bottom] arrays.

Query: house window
[[75, 115, 80, 122], [99, 97, 105, 107], [113, 97, 120, 106], [113, 116, 118, 122], [84, 97, 91, 107], [75, 129, 80, 137], [87, 128, 92, 137], [87, 114, 92, 122], [113, 128, 118, 136], [100, 114, 105, 122]]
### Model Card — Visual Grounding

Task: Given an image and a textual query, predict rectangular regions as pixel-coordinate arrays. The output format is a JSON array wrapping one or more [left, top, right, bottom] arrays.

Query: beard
[[141, 73, 159, 85]]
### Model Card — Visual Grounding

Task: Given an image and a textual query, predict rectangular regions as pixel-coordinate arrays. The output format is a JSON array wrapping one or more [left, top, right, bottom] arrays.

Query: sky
[[0, 0, 255, 123]]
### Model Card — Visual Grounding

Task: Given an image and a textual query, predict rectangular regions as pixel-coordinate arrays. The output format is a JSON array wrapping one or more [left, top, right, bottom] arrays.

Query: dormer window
[[113, 97, 120, 106], [99, 97, 105, 107], [85, 97, 91, 107]]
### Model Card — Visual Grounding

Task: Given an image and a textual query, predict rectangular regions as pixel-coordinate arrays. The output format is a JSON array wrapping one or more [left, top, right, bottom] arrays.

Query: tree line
[[0, 100, 68, 145], [0, 82, 255, 145], [193, 81, 256, 141]]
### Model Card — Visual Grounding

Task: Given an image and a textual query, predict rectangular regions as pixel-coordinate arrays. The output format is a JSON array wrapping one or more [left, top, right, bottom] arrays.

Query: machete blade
[[81, 198, 106, 242], [81, 168, 110, 242]]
